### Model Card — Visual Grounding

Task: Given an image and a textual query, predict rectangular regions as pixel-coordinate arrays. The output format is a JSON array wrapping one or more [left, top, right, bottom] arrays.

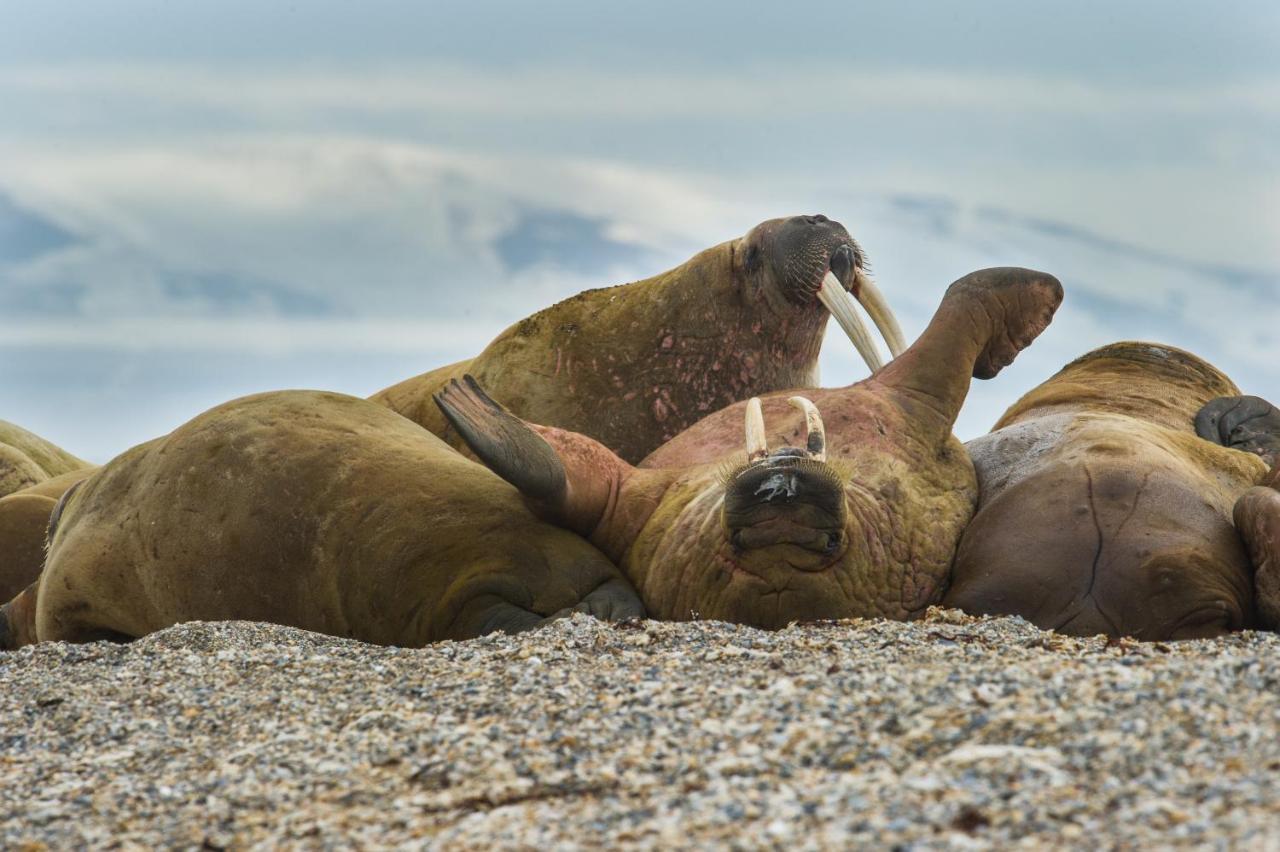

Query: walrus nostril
[[829, 244, 856, 288], [754, 471, 800, 502], [803, 214, 829, 225]]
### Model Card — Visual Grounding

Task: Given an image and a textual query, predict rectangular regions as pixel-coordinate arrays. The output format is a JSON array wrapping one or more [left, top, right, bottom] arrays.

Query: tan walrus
[[0, 470, 94, 602], [0, 391, 641, 648], [0, 420, 91, 498], [435, 267, 1062, 628], [943, 342, 1280, 639], [372, 215, 905, 463]]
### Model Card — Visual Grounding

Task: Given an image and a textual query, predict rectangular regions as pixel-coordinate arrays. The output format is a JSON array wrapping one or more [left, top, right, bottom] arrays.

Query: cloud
[[0, 137, 729, 322], [3, 65, 1278, 121], [0, 192, 79, 264]]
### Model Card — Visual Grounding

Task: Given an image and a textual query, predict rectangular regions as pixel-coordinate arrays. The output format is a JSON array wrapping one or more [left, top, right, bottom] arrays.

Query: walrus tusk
[[745, 397, 769, 462], [818, 272, 884, 373], [788, 396, 826, 462], [853, 269, 907, 357]]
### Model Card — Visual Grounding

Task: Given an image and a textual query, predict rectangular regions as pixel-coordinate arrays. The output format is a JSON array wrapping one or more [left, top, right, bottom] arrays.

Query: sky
[[1, 1, 1277, 461]]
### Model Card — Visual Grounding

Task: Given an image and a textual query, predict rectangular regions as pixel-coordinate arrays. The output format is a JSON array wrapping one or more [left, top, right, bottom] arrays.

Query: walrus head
[[437, 267, 1063, 629], [735, 215, 906, 371], [721, 397, 848, 571]]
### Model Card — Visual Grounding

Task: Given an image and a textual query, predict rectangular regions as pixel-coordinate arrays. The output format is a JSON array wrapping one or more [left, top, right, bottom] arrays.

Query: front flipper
[[1196, 396, 1280, 466], [450, 577, 646, 639], [550, 577, 645, 623], [435, 375, 647, 544], [1234, 485, 1280, 630], [435, 375, 568, 510]]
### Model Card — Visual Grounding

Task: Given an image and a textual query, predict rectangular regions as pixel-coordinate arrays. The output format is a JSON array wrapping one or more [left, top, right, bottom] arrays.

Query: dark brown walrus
[[435, 267, 1062, 629], [0, 420, 91, 498], [0, 391, 642, 649], [372, 215, 905, 464], [942, 342, 1280, 640]]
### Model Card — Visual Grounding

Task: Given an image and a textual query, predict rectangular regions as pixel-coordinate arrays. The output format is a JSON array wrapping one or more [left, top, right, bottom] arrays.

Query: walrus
[[435, 267, 1062, 628], [0, 469, 94, 602], [0, 420, 91, 498], [371, 215, 905, 464], [942, 342, 1280, 640], [0, 391, 642, 649]]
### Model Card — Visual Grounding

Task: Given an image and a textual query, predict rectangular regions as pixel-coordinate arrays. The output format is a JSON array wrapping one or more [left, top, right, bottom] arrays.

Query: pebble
[[1, 608, 1278, 847]]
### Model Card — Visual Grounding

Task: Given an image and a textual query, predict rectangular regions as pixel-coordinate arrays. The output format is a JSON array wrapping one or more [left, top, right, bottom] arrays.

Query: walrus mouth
[[726, 396, 848, 565], [816, 246, 906, 374]]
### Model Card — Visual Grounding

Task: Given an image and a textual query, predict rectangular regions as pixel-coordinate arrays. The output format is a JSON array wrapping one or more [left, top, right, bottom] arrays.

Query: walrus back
[[950, 413, 1265, 639], [35, 391, 625, 646], [0, 420, 92, 499]]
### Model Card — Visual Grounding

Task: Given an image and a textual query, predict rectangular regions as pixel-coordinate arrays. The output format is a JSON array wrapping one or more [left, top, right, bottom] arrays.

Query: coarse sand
[[2, 609, 1278, 849]]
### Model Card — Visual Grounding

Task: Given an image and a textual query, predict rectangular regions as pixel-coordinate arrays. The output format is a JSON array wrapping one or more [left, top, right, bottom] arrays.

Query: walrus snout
[[829, 244, 858, 291], [723, 459, 847, 561], [772, 214, 858, 292]]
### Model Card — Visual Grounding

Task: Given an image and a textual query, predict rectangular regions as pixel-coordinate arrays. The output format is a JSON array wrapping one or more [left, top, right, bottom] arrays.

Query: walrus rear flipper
[[1234, 484, 1280, 630], [1196, 396, 1280, 467]]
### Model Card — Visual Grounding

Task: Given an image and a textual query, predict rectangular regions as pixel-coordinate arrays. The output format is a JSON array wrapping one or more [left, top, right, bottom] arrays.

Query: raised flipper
[[435, 375, 644, 541], [1234, 485, 1280, 630], [1196, 396, 1280, 466], [435, 376, 568, 512]]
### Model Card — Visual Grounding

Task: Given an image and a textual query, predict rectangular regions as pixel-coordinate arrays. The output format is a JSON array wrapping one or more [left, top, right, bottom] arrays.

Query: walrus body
[[0, 420, 91, 498], [0, 391, 640, 649], [0, 470, 93, 602], [944, 343, 1276, 640], [373, 215, 904, 463], [437, 268, 1062, 629]]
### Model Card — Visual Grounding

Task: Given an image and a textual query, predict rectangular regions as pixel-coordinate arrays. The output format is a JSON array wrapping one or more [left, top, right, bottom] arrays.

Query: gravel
[[2, 608, 1278, 849]]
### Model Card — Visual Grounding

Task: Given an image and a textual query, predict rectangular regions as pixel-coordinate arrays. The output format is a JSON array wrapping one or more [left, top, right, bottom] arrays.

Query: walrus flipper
[[450, 573, 644, 637], [1234, 484, 1280, 630], [1196, 396, 1280, 467], [435, 376, 568, 511], [550, 577, 645, 623]]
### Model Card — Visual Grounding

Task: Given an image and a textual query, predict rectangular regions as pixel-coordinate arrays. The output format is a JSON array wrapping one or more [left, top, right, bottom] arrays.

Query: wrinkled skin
[[438, 268, 1062, 629], [0, 392, 641, 650], [944, 342, 1280, 640], [373, 215, 897, 464], [0, 420, 91, 498], [0, 470, 93, 602]]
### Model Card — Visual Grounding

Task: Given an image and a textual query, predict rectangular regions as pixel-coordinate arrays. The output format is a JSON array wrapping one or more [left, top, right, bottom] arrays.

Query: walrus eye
[[743, 243, 762, 272]]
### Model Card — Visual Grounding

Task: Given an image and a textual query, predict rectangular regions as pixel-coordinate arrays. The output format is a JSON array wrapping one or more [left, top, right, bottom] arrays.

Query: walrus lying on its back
[[0, 420, 91, 498], [372, 215, 905, 463], [944, 342, 1280, 640], [437, 268, 1062, 629], [0, 392, 641, 649]]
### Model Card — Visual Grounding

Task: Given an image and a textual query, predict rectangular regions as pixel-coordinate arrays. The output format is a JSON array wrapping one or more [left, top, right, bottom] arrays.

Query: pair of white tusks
[[817, 270, 907, 374], [745, 396, 825, 463]]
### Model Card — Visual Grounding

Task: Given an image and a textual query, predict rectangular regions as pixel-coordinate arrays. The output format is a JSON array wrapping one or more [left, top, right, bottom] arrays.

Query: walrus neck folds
[[633, 241, 829, 396], [994, 342, 1242, 433]]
